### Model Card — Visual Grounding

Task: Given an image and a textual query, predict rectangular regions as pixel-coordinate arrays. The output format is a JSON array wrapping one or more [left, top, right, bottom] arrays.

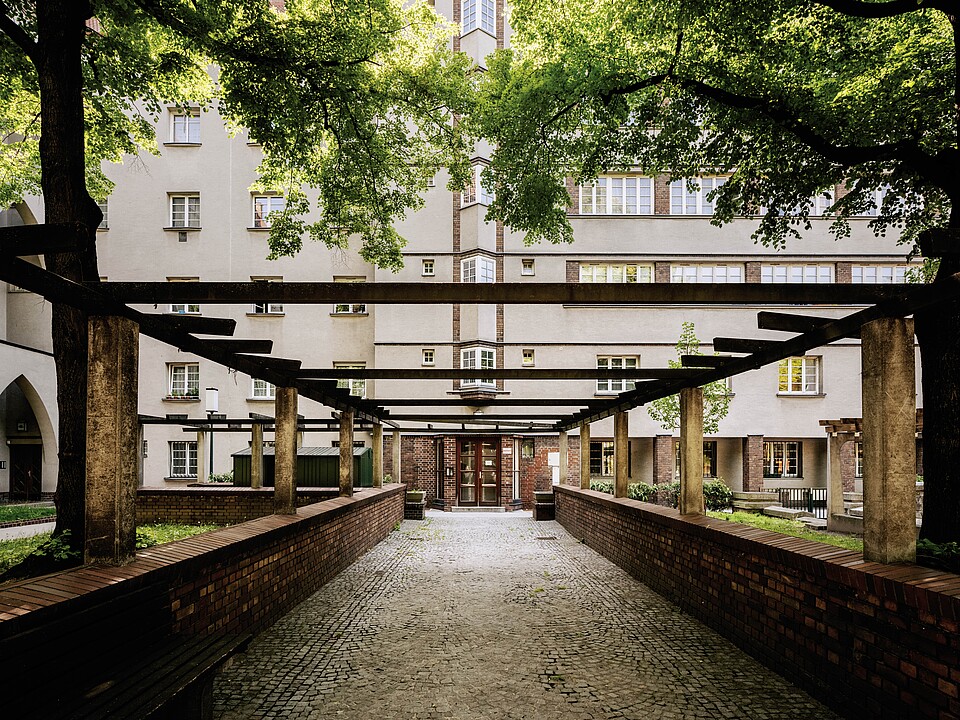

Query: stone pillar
[[558, 431, 568, 486], [861, 318, 917, 564], [614, 411, 629, 498], [679, 387, 704, 515], [652, 434, 674, 485], [85, 315, 140, 565], [826, 433, 851, 531], [274, 386, 298, 514], [250, 423, 264, 490], [339, 409, 355, 497], [741, 435, 764, 492], [372, 423, 384, 488], [196, 430, 207, 484], [392, 430, 402, 484], [580, 424, 591, 489]]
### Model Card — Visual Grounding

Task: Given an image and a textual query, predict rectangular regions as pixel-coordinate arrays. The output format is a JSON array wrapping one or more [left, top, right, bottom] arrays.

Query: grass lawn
[[706, 510, 864, 552], [0, 505, 57, 524]]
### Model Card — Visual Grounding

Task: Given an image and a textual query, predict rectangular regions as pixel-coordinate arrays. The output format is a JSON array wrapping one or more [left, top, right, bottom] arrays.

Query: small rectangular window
[[521, 259, 535, 276], [335, 362, 366, 397], [251, 378, 276, 399], [522, 349, 535, 366], [97, 199, 108, 229], [251, 277, 283, 314], [778, 356, 821, 394], [252, 195, 285, 228], [589, 440, 615, 477], [169, 194, 200, 228], [167, 277, 200, 315], [596, 356, 638, 394], [170, 110, 200, 144], [422, 259, 435, 277], [167, 363, 200, 399], [764, 441, 802, 478], [169, 440, 198, 477], [422, 349, 436, 366], [333, 277, 367, 314]]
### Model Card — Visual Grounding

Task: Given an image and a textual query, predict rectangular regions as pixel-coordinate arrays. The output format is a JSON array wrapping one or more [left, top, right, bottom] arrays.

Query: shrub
[[917, 539, 960, 573], [590, 480, 613, 495], [654, 482, 680, 508], [208, 470, 233, 484], [703, 479, 733, 511], [628, 483, 656, 502]]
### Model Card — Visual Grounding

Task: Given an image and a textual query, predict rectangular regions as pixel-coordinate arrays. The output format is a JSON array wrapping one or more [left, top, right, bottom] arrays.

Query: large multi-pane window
[[170, 111, 200, 143], [851, 265, 908, 284], [596, 356, 638, 394], [579, 263, 652, 283], [764, 441, 802, 478], [579, 176, 653, 215], [778, 356, 821, 394], [167, 277, 200, 314], [670, 264, 744, 283], [251, 378, 275, 399], [335, 362, 366, 397], [169, 441, 198, 477], [670, 176, 727, 215], [169, 194, 200, 228], [674, 441, 718, 478], [252, 196, 285, 228], [461, 346, 495, 388], [167, 363, 199, 399], [461, 256, 495, 283], [462, 163, 494, 206], [760, 264, 834, 283], [461, 0, 495, 34], [589, 440, 615, 477], [333, 277, 367, 314]]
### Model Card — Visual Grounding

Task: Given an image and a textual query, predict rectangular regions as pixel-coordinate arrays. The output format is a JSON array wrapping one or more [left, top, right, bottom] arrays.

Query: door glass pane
[[481, 485, 497, 503]]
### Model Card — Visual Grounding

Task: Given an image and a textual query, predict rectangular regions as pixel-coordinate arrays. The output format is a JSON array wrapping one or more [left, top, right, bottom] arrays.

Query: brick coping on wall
[[554, 485, 960, 720]]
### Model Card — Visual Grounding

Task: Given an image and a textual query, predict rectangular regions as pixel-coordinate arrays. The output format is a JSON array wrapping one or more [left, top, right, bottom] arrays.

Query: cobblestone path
[[214, 511, 841, 720]]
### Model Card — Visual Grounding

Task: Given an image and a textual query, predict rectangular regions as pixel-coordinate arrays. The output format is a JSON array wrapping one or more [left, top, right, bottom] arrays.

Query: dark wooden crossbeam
[[382, 413, 566, 421], [680, 355, 735, 368], [296, 368, 700, 380], [240, 355, 302, 373], [371, 398, 601, 406], [0, 223, 86, 256], [918, 227, 960, 258], [159, 315, 237, 336], [756, 311, 859, 338], [712, 337, 782, 354], [206, 339, 274, 354]]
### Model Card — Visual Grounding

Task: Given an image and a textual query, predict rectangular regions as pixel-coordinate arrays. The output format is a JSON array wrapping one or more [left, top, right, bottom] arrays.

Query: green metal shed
[[232, 446, 373, 488]]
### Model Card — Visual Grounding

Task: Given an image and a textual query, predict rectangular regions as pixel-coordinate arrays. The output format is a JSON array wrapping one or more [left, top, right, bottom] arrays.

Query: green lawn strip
[[706, 511, 864, 552], [0, 505, 57, 524], [0, 533, 52, 575]]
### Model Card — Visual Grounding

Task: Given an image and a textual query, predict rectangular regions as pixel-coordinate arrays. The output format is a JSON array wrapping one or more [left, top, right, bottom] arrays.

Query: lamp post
[[205, 387, 219, 476]]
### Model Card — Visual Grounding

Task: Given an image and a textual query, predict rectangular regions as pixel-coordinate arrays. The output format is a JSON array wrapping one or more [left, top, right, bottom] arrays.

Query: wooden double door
[[458, 438, 500, 506], [10, 445, 42, 501]]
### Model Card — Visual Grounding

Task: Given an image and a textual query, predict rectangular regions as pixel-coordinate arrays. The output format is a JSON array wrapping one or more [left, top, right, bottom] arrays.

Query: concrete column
[[679, 387, 704, 515], [196, 430, 207, 484], [372, 423, 383, 488], [861, 317, 916, 564], [558, 431, 568, 486], [339, 409, 355, 497], [274, 386, 298, 514], [580, 423, 591, 489], [250, 423, 264, 490], [614, 411, 629, 498], [826, 433, 850, 531], [392, 430, 402, 484], [85, 315, 139, 565]]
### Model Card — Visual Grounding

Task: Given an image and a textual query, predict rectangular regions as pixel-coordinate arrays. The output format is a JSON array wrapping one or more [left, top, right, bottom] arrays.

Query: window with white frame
[[167, 363, 199, 399], [97, 199, 108, 229], [335, 362, 366, 397], [670, 176, 727, 215], [589, 441, 615, 477], [522, 348, 535, 366], [580, 176, 653, 215], [764, 441, 802, 478], [461, 0, 495, 35], [851, 265, 908, 284], [461, 256, 495, 283], [670, 264, 744, 283], [521, 258, 535, 276], [169, 194, 200, 228], [809, 190, 835, 216], [760, 264, 834, 283], [461, 346, 495, 388], [251, 276, 283, 314], [579, 263, 652, 283], [170, 110, 200, 143], [422, 348, 435, 366], [855, 441, 864, 478], [597, 356, 638, 394], [252, 195, 285, 228], [422, 259, 435, 277], [462, 163, 493, 206], [167, 277, 200, 314], [333, 277, 367, 314], [169, 440, 198, 478], [778, 356, 821, 394], [251, 378, 276, 399]]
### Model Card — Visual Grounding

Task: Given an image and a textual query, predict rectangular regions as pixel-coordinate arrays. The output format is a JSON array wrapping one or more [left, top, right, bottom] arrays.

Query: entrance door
[[458, 438, 500, 506], [10, 445, 42, 501]]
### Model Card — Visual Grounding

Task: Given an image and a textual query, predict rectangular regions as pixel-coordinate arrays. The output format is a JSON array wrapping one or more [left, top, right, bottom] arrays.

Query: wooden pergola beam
[[756, 311, 858, 337], [160, 315, 237, 336], [371, 398, 602, 406], [680, 355, 735, 368], [0, 223, 86, 256]]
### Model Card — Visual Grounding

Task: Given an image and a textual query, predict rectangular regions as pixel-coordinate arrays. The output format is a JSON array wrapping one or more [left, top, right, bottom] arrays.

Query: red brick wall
[[745, 261, 761, 283], [837, 262, 853, 284], [136, 487, 338, 525], [653, 174, 671, 214], [566, 260, 579, 283], [840, 440, 858, 492], [742, 435, 764, 491], [555, 486, 960, 720], [654, 262, 671, 284], [652, 435, 674, 484]]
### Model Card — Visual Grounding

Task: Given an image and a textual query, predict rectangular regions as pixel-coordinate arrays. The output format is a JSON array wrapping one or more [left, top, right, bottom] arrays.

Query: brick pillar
[[862, 318, 916, 564], [742, 435, 764, 492], [251, 423, 264, 489], [745, 262, 761, 284], [840, 440, 857, 492], [85, 315, 139, 565], [652, 434, 674, 485], [392, 430, 402, 485], [372, 423, 383, 488], [836, 262, 853, 284], [653, 174, 671, 214], [614, 411, 629, 498], [679, 387, 704, 515], [339, 409, 355, 497], [558, 431, 568, 486], [580, 424, 591, 489], [274, 387, 298, 514], [654, 262, 671, 283]]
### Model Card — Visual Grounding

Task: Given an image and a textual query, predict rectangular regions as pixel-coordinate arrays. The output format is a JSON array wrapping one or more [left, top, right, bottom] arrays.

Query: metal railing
[[775, 487, 827, 519]]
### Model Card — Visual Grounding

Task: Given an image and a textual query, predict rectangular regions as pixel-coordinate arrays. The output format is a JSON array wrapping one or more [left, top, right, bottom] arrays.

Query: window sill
[[165, 476, 199, 482], [764, 477, 805, 481], [330, 313, 369, 317], [163, 226, 201, 232], [163, 397, 200, 402], [246, 226, 272, 232], [776, 392, 826, 398], [247, 397, 276, 402], [97, 227, 108, 232], [163, 142, 202, 147], [246, 312, 285, 317], [459, 200, 492, 210]]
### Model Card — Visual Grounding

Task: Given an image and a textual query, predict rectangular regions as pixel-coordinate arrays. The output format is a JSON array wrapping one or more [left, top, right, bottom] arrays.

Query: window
[[854, 187, 890, 217], [461, 346, 495, 388], [778, 356, 821, 394], [590, 441, 615, 477], [670, 176, 727, 215], [251, 276, 283, 314], [810, 190, 835, 216], [170, 110, 200, 144], [580, 176, 653, 215], [251, 378, 275, 399], [851, 265, 908, 284], [462, 163, 493, 206], [521, 438, 535, 459], [335, 362, 366, 397], [167, 363, 199, 399], [169, 194, 200, 228], [579, 263, 653, 283], [252, 196, 285, 228], [169, 441, 198, 478], [597, 356, 638, 394], [422, 349, 435, 366], [461, 256, 495, 283], [462, 0, 495, 35], [522, 349, 535, 366], [333, 277, 367, 314], [97, 199, 108, 229], [521, 258, 535, 276], [760, 264, 834, 283], [855, 441, 864, 478], [670, 264, 744, 283], [422, 259, 435, 277], [764, 441, 802, 478], [674, 441, 718, 478], [167, 277, 200, 315]]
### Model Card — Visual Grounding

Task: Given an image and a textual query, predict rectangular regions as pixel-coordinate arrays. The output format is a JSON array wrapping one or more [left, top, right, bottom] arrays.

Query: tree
[[647, 322, 731, 435], [475, 0, 960, 543], [0, 0, 472, 570]]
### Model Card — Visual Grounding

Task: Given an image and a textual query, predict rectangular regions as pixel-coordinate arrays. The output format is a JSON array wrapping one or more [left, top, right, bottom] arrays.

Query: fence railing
[[775, 487, 827, 519]]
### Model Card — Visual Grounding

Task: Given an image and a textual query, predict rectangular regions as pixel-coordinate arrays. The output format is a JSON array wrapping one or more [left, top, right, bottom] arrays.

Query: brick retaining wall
[[554, 485, 960, 720], [136, 486, 339, 525]]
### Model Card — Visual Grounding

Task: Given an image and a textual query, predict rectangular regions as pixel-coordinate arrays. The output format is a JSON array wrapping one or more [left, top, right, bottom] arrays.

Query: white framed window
[[169, 194, 200, 228], [851, 265, 908, 284], [462, 0, 495, 35], [422, 349, 435, 366], [422, 259, 435, 277], [335, 362, 366, 397], [169, 440, 198, 478], [764, 441, 802, 478], [579, 263, 652, 283], [760, 264, 834, 283], [461, 346, 495, 388], [670, 176, 727, 215], [97, 199, 108, 229], [252, 195, 285, 228], [854, 187, 890, 217], [333, 277, 367, 314], [810, 190, 835, 216], [170, 110, 200, 144], [778, 356, 821, 395], [167, 363, 199, 399], [522, 349, 535, 366], [167, 277, 200, 315], [597, 356, 638, 394], [580, 176, 653, 215], [251, 378, 276, 399], [521, 258, 535, 276], [462, 163, 493, 206], [461, 256, 495, 283], [251, 276, 283, 314], [589, 440, 615, 477], [670, 264, 744, 283], [855, 441, 864, 478]]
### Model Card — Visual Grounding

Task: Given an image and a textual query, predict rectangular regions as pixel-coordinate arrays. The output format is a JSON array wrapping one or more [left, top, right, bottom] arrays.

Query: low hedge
[[588, 478, 732, 510]]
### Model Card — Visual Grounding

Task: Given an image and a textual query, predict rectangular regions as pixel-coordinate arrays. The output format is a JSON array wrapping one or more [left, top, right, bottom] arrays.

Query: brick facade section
[[136, 487, 338, 525], [654, 262, 671, 284], [653, 174, 671, 215], [840, 440, 857, 492], [652, 434, 674, 485], [566, 260, 579, 283], [745, 261, 761, 284], [554, 486, 960, 720], [565, 177, 578, 214], [836, 262, 853, 284], [742, 435, 764, 491]]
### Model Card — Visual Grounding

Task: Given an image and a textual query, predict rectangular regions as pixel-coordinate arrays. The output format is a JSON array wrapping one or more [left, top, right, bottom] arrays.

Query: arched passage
[[0, 371, 59, 499]]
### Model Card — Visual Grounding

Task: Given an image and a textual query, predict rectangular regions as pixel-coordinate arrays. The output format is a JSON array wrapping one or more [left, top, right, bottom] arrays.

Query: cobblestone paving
[[214, 511, 841, 720]]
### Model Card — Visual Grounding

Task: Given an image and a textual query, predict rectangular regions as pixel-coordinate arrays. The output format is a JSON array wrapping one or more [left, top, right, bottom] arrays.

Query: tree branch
[[0, 4, 38, 62], [812, 0, 953, 17]]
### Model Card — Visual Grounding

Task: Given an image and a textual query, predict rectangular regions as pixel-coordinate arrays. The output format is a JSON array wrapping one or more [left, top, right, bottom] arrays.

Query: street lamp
[[205, 387, 219, 476]]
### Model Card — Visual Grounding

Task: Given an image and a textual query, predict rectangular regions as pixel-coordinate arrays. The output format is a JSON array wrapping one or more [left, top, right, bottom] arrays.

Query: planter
[[533, 490, 554, 504], [406, 490, 425, 503]]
